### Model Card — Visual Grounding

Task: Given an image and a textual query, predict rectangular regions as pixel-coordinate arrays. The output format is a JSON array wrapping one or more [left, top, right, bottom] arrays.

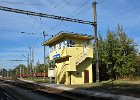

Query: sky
[[0, 0, 140, 69]]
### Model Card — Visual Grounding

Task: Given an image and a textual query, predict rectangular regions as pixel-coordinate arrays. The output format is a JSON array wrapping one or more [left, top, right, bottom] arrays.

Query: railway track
[[0, 78, 110, 100], [0, 79, 74, 100], [0, 85, 19, 100]]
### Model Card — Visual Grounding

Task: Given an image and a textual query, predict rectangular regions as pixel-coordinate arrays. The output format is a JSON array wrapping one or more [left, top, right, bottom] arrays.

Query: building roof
[[42, 31, 93, 46]]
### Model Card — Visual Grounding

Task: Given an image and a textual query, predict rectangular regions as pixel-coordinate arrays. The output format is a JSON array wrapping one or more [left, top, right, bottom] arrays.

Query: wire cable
[[0, 1, 40, 6], [110, 5, 140, 20], [44, 0, 93, 34], [68, 0, 91, 17]]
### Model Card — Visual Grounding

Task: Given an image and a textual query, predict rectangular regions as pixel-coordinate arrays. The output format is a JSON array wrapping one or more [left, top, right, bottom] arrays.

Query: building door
[[84, 70, 89, 83], [68, 72, 72, 85]]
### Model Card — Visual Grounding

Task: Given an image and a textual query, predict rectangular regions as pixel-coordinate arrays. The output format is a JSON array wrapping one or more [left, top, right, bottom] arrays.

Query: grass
[[21, 77, 55, 83], [67, 79, 140, 98], [19, 77, 140, 98]]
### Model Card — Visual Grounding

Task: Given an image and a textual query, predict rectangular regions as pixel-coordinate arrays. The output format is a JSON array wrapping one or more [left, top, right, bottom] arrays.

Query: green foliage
[[15, 64, 27, 75], [34, 64, 48, 73], [6, 56, 50, 78], [34, 56, 50, 73], [95, 25, 137, 79], [135, 56, 140, 77]]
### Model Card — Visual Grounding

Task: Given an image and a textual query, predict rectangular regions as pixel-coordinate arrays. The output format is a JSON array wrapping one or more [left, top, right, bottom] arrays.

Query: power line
[[68, 0, 91, 17], [30, 18, 37, 34], [0, 1, 95, 67], [0, 1, 40, 6], [43, 0, 93, 34], [112, 6, 140, 19], [20, 16, 40, 60], [47, 0, 69, 16], [0, 28, 32, 63], [19, 0, 92, 36], [98, 0, 105, 5], [54, 0, 67, 9], [0, 2, 94, 39], [77, 6, 92, 16], [21, 31, 34, 35], [0, 6, 94, 26], [0, 60, 27, 61], [0, 29, 36, 35]]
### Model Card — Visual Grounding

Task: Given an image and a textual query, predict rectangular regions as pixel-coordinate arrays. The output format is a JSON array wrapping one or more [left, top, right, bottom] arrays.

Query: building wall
[[49, 38, 91, 60], [70, 58, 93, 84], [48, 37, 93, 85], [55, 57, 69, 84]]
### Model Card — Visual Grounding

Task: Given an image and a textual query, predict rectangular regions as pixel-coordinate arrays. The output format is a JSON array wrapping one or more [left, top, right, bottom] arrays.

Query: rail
[[57, 63, 67, 83], [0, 86, 19, 100], [75, 53, 87, 66]]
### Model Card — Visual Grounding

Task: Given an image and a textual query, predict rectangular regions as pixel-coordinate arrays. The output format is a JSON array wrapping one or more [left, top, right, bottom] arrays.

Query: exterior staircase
[[76, 53, 87, 66], [57, 53, 87, 84], [57, 63, 67, 84]]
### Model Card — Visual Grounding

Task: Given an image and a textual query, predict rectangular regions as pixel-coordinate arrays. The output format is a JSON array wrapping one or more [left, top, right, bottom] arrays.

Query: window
[[62, 39, 75, 47], [63, 40, 67, 47], [70, 40, 75, 47], [49, 46, 53, 52], [53, 45, 56, 51], [64, 40, 67, 45], [67, 40, 75, 47], [59, 42, 61, 49], [49, 44, 56, 52], [67, 40, 70, 47]]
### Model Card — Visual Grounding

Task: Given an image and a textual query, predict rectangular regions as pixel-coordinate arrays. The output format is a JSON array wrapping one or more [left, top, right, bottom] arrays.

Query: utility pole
[[20, 66, 21, 78], [32, 46, 34, 68], [32, 46, 34, 78], [2, 69, 3, 77], [29, 46, 32, 78], [16, 68, 17, 78], [43, 31, 48, 81], [93, 1, 99, 83], [23, 67, 24, 75], [7, 70, 8, 77], [27, 54, 29, 74]]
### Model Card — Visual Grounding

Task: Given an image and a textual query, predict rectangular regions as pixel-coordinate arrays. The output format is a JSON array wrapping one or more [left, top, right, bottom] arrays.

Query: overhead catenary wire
[[0, 27, 31, 64], [65, 0, 92, 30], [20, 16, 40, 63], [71, 0, 104, 17], [0, 1, 40, 6], [30, 18, 37, 34], [53, 0, 68, 9], [110, 5, 140, 20], [0, 1, 94, 67], [68, 0, 104, 17], [43, 0, 93, 34], [0, 29, 36, 35], [76, 6, 91, 16], [68, 0, 91, 17], [0, 6, 94, 25], [0, 4, 94, 45], [0, 0, 94, 38], [0, 59, 27, 61], [98, 0, 105, 5]]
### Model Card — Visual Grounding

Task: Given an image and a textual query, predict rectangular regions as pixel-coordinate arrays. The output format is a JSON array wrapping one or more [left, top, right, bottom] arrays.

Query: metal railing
[[76, 53, 87, 66], [57, 63, 67, 83]]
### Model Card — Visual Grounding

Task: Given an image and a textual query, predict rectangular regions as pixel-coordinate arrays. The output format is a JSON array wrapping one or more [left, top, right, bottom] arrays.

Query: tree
[[114, 25, 137, 78], [105, 29, 120, 79], [98, 33, 110, 81], [14, 64, 27, 75], [94, 25, 137, 80], [46, 56, 50, 66]]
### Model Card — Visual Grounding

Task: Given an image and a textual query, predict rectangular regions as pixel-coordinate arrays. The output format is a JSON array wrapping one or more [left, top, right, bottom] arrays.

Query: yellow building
[[43, 31, 93, 85]]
